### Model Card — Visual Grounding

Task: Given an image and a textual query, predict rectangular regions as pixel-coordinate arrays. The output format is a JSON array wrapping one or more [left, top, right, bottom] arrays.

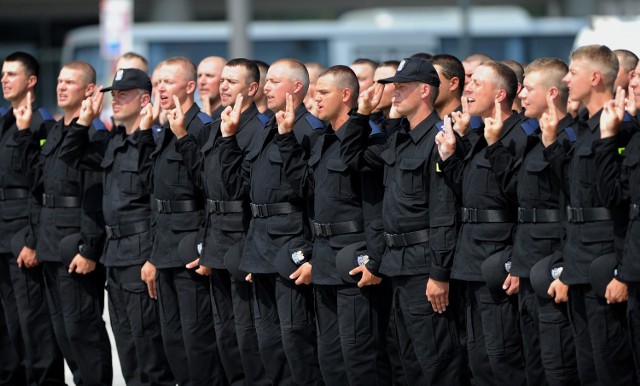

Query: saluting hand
[[14, 91, 33, 130], [600, 86, 625, 139], [451, 96, 471, 137], [276, 93, 295, 135], [139, 91, 161, 131], [220, 94, 243, 137], [625, 84, 637, 117], [77, 87, 104, 127], [167, 95, 187, 138], [357, 83, 385, 116], [200, 93, 212, 117], [141, 260, 158, 299], [435, 115, 457, 161], [426, 278, 449, 314], [483, 99, 503, 146], [540, 93, 559, 148]]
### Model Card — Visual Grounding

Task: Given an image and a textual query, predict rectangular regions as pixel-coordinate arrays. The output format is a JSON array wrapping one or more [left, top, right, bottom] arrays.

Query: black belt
[[312, 220, 363, 237], [384, 229, 429, 248], [42, 193, 81, 208], [155, 199, 200, 213], [0, 188, 29, 201], [517, 208, 561, 223], [105, 220, 150, 239], [629, 203, 640, 220], [566, 207, 613, 223], [207, 199, 244, 214], [250, 202, 299, 218], [461, 208, 514, 223]]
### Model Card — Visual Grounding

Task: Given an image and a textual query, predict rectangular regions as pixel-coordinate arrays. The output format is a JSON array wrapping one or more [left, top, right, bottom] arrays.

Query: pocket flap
[[575, 146, 593, 157], [325, 158, 348, 172], [430, 214, 455, 227], [399, 157, 424, 171], [475, 157, 492, 169], [268, 149, 283, 163], [121, 282, 147, 294], [119, 158, 138, 172], [525, 160, 550, 172]]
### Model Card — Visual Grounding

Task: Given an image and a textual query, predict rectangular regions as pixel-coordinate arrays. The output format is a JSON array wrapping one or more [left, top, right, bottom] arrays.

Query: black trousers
[[0, 252, 26, 386], [314, 283, 392, 386], [106, 265, 174, 386], [156, 266, 227, 386], [627, 282, 640, 383], [42, 261, 112, 386], [392, 274, 464, 386], [252, 273, 322, 386], [210, 268, 269, 386], [568, 283, 636, 386], [465, 280, 525, 386]]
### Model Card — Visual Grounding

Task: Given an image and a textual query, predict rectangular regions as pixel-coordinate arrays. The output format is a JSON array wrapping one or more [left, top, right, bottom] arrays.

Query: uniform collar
[[403, 110, 440, 144], [587, 109, 602, 132]]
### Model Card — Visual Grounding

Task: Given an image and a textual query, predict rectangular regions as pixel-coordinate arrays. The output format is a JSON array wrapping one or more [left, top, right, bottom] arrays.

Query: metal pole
[[227, 0, 252, 59], [459, 0, 471, 59]]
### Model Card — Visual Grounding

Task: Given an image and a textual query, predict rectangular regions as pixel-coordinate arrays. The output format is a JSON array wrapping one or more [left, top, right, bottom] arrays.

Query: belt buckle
[[208, 200, 221, 214], [320, 223, 332, 237], [384, 232, 396, 247], [43, 193, 53, 207], [157, 200, 171, 213], [568, 207, 583, 223], [105, 225, 121, 239], [250, 203, 267, 217], [463, 208, 478, 223]]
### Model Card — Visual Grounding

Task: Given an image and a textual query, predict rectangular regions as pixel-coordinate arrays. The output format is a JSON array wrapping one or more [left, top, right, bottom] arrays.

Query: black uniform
[[341, 111, 463, 385], [176, 102, 269, 386], [595, 115, 640, 381], [59, 122, 174, 386], [277, 122, 392, 386], [219, 103, 323, 385], [486, 115, 579, 385], [31, 117, 111, 386], [0, 105, 62, 386], [149, 102, 227, 385], [441, 112, 526, 385], [549, 108, 637, 385]]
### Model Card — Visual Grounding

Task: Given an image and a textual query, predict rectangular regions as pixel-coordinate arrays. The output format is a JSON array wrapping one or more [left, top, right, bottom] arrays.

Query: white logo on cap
[[397, 59, 406, 72], [197, 242, 203, 255], [357, 254, 370, 266], [115, 69, 124, 81], [291, 250, 305, 265]]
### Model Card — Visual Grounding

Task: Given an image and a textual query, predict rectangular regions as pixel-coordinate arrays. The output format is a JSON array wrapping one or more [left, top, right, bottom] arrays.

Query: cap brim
[[530, 254, 555, 299], [481, 247, 512, 298], [378, 76, 416, 84], [177, 232, 200, 266], [589, 253, 617, 298], [100, 85, 134, 92], [336, 241, 368, 284]]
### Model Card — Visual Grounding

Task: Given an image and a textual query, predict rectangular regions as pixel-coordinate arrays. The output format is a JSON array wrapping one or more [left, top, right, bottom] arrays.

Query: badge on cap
[[115, 69, 124, 81], [551, 266, 563, 280], [197, 242, 203, 255], [504, 260, 512, 273], [397, 59, 406, 73], [291, 250, 305, 265], [357, 254, 370, 266]]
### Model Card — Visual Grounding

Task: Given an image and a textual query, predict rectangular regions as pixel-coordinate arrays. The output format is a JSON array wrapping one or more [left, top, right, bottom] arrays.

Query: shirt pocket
[[397, 156, 426, 197], [524, 160, 552, 201], [325, 158, 351, 199], [575, 146, 596, 186], [119, 159, 142, 195]]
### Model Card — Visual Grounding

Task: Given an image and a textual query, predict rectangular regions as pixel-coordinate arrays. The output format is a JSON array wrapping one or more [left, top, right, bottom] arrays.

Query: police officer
[[151, 56, 226, 385], [32, 61, 111, 385], [431, 54, 465, 118], [277, 65, 392, 385], [174, 58, 269, 385], [59, 68, 174, 386], [197, 56, 227, 119], [437, 61, 527, 385], [0, 51, 61, 386], [219, 58, 324, 385], [341, 57, 463, 385], [613, 49, 638, 91]]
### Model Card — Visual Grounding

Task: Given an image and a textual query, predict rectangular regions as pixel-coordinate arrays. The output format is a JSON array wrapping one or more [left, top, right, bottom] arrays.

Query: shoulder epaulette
[[563, 126, 577, 143], [521, 118, 540, 136], [197, 111, 214, 124], [92, 118, 108, 131], [37, 107, 54, 122], [257, 113, 270, 127], [369, 119, 383, 136], [0, 106, 7, 117], [470, 116, 483, 130], [305, 114, 325, 130]]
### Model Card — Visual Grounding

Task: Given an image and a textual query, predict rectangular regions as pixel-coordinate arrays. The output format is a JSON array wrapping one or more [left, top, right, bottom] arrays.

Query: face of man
[[464, 65, 498, 118], [264, 62, 298, 112], [373, 66, 396, 110], [434, 64, 456, 110], [314, 74, 345, 123], [198, 58, 224, 103], [1, 61, 31, 103], [562, 58, 593, 104], [392, 81, 424, 118], [56, 67, 91, 111], [629, 61, 640, 110], [156, 63, 192, 110], [351, 63, 375, 93], [111, 89, 146, 122], [219, 65, 252, 108], [519, 71, 549, 119]]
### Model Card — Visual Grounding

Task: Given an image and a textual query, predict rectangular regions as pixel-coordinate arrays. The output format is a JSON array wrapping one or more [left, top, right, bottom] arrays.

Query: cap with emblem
[[274, 237, 313, 280], [101, 68, 152, 93], [59, 233, 83, 268], [378, 57, 440, 86], [335, 241, 370, 284], [177, 231, 203, 266], [589, 253, 618, 298], [480, 246, 513, 298]]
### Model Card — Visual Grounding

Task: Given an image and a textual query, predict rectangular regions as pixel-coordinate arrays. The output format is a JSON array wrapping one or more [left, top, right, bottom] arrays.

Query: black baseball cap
[[378, 57, 440, 86], [530, 252, 563, 299], [589, 253, 618, 298], [59, 233, 82, 268], [274, 237, 313, 280], [101, 68, 152, 93], [480, 246, 512, 299], [335, 241, 369, 284]]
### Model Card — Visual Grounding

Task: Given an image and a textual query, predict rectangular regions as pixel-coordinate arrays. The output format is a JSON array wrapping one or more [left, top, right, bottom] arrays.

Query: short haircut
[[479, 61, 518, 105], [614, 49, 639, 72], [226, 58, 260, 84], [318, 65, 359, 107], [272, 58, 310, 95], [254, 60, 270, 72], [430, 54, 465, 96], [4, 51, 39, 78], [525, 57, 569, 104], [163, 56, 197, 82], [378, 60, 400, 71], [570, 45, 619, 93], [464, 53, 492, 63], [411, 52, 433, 60], [62, 61, 96, 85], [118, 52, 149, 71], [351, 58, 378, 70], [500, 60, 525, 85]]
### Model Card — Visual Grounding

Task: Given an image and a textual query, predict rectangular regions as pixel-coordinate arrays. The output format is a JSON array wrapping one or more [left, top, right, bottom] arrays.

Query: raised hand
[[200, 93, 212, 117], [276, 93, 295, 135], [14, 91, 33, 130], [436, 115, 457, 161], [600, 86, 625, 139], [451, 96, 471, 136], [77, 88, 104, 127], [139, 91, 161, 131], [357, 83, 384, 115], [540, 93, 559, 147], [483, 98, 503, 146], [220, 94, 243, 137], [625, 84, 637, 117], [167, 95, 187, 138]]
